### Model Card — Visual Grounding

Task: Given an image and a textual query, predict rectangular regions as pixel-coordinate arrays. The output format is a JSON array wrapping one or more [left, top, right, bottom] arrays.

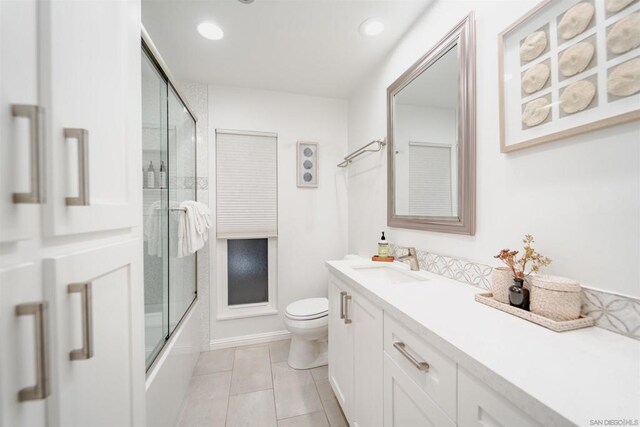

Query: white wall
[[347, 0, 640, 297], [208, 85, 349, 342]]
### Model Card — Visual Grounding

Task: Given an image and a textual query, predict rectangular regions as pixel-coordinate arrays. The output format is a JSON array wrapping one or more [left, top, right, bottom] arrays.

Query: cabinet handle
[[64, 128, 90, 206], [344, 294, 352, 324], [15, 302, 50, 401], [12, 105, 45, 204], [393, 341, 429, 371], [68, 282, 94, 360], [339, 291, 347, 319]]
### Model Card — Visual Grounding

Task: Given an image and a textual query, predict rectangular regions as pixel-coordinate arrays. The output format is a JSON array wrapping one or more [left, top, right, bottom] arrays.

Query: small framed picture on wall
[[297, 141, 318, 188], [498, 0, 640, 153]]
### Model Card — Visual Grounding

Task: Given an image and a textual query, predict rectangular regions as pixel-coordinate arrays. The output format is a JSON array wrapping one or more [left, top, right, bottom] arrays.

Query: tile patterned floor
[[176, 340, 348, 427]]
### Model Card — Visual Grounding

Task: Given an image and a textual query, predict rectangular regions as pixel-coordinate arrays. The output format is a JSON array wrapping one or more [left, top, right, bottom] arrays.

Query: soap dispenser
[[378, 232, 389, 257]]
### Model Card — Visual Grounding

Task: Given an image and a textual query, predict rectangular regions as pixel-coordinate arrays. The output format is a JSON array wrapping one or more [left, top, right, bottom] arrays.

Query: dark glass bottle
[[509, 278, 530, 311]]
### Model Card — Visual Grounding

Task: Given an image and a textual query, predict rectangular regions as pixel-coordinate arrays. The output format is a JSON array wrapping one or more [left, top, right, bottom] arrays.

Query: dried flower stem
[[494, 235, 552, 278]]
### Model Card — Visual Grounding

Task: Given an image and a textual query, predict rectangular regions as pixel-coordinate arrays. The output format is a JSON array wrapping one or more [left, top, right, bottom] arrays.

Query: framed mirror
[[387, 13, 476, 235]]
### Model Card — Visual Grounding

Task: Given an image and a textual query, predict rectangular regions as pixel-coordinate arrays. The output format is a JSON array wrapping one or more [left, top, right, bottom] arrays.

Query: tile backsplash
[[390, 244, 640, 340]]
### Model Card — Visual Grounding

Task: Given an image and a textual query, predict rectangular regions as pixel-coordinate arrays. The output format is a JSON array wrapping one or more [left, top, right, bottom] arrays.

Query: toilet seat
[[285, 297, 328, 321]]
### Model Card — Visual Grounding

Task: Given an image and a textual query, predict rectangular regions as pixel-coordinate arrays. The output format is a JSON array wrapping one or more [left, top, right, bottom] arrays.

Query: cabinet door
[[328, 278, 353, 420], [458, 368, 541, 427], [44, 240, 145, 427], [0, 0, 41, 242], [39, 0, 141, 236], [352, 292, 383, 427], [383, 354, 455, 427], [0, 263, 48, 427]]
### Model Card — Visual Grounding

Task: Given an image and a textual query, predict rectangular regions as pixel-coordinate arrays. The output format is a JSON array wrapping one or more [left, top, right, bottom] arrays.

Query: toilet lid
[[286, 298, 328, 320]]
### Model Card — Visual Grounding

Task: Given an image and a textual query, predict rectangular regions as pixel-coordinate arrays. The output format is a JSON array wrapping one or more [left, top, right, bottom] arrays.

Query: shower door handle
[[68, 282, 94, 360], [15, 302, 50, 401], [12, 105, 45, 204], [64, 128, 90, 206]]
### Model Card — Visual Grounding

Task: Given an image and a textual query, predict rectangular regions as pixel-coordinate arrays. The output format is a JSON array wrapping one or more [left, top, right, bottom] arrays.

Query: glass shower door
[[142, 50, 169, 368], [168, 86, 197, 333], [141, 43, 198, 370]]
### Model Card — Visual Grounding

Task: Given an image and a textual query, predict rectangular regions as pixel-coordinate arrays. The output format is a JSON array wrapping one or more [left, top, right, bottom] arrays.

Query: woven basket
[[491, 267, 513, 304], [530, 275, 582, 321]]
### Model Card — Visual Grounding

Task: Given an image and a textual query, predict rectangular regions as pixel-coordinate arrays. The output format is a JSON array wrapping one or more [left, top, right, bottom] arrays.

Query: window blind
[[216, 130, 278, 238], [408, 143, 453, 217]]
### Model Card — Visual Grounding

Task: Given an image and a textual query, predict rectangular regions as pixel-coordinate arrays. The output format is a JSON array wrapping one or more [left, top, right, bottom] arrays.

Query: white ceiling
[[142, 0, 431, 98]]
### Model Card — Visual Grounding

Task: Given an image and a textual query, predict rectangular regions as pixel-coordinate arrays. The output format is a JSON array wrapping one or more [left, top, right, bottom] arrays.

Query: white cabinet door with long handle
[[39, 0, 141, 236], [328, 278, 354, 419], [0, 263, 48, 427], [44, 240, 145, 427], [352, 288, 383, 427], [0, 0, 41, 243]]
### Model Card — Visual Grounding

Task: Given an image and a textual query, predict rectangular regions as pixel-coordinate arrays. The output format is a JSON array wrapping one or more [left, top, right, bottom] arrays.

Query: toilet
[[284, 297, 329, 369]]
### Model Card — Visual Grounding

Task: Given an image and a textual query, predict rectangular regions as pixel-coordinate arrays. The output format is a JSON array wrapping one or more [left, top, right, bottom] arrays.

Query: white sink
[[351, 265, 427, 285]]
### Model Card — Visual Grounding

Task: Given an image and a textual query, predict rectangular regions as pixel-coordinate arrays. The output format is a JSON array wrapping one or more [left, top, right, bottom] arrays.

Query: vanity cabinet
[[327, 270, 549, 427], [328, 277, 383, 427]]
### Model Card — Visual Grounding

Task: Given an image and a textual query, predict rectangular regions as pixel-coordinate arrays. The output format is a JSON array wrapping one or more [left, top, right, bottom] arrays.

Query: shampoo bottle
[[159, 161, 166, 188], [378, 232, 389, 257], [147, 161, 155, 189]]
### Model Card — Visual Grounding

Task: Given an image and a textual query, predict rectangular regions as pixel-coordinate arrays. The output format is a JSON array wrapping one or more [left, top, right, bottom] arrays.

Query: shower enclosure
[[141, 41, 197, 369]]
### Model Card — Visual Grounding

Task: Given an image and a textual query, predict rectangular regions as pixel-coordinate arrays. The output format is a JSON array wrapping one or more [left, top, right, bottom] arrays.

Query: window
[[408, 142, 456, 217], [216, 130, 278, 319], [227, 238, 268, 306]]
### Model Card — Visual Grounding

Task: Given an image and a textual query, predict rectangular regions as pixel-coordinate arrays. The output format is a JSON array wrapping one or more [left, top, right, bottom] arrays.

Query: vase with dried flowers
[[493, 235, 552, 310]]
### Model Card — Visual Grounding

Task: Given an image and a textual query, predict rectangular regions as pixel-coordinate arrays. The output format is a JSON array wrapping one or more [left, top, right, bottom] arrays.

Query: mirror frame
[[387, 12, 476, 235]]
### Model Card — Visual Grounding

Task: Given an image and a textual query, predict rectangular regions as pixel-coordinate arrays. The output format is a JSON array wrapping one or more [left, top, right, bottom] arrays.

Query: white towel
[[177, 201, 212, 257], [144, 201, 164, 257]]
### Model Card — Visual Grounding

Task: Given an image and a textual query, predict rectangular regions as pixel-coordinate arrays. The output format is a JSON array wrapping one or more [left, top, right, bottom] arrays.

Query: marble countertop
[[326, 259, 640, 427]]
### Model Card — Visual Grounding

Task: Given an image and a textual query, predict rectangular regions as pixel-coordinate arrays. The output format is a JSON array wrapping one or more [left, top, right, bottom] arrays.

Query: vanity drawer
[[383, 313, 457, 421], [384, 353, 455, 427]]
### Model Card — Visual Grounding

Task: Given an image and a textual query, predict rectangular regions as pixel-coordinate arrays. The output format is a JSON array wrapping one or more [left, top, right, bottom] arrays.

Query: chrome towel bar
[[337, 138, 386, 167]]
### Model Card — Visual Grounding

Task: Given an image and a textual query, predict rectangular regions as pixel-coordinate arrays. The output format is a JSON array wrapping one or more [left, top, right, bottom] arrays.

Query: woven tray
[[372, 255, 395, 262], [475, 292, 595, 332]]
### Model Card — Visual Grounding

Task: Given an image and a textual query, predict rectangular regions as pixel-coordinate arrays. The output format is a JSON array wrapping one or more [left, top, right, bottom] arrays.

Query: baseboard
[[209, 330, 291, 350]]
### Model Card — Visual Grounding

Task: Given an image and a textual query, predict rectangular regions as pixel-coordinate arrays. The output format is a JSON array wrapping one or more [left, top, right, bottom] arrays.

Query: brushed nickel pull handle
[[12, 105, 45, 204], [15, 302, 50, 401], [393, 341, 429, 371], [64, 128, 90, 206], [344, 294, 352, 324], [339, 291, 347, 319], [68, 283, 93, 360]]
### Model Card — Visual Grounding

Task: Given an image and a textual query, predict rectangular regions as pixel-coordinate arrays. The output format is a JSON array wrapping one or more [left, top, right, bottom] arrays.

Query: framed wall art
[[296, 141, 318, 188], [498, 0, 640, 152]]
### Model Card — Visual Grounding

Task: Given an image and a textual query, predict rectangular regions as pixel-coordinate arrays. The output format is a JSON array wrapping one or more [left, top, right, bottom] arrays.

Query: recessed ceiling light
[[197, 22, 224, 40], [359, 18, 384, 37]]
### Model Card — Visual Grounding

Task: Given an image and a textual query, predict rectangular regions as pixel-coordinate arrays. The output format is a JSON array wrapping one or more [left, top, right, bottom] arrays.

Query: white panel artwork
[[499, 0, 640, 152], [297, 141, 318, 188]]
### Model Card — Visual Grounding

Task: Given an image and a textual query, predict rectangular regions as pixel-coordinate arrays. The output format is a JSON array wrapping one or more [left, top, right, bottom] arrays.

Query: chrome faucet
[[397, 247, 420, 271]]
